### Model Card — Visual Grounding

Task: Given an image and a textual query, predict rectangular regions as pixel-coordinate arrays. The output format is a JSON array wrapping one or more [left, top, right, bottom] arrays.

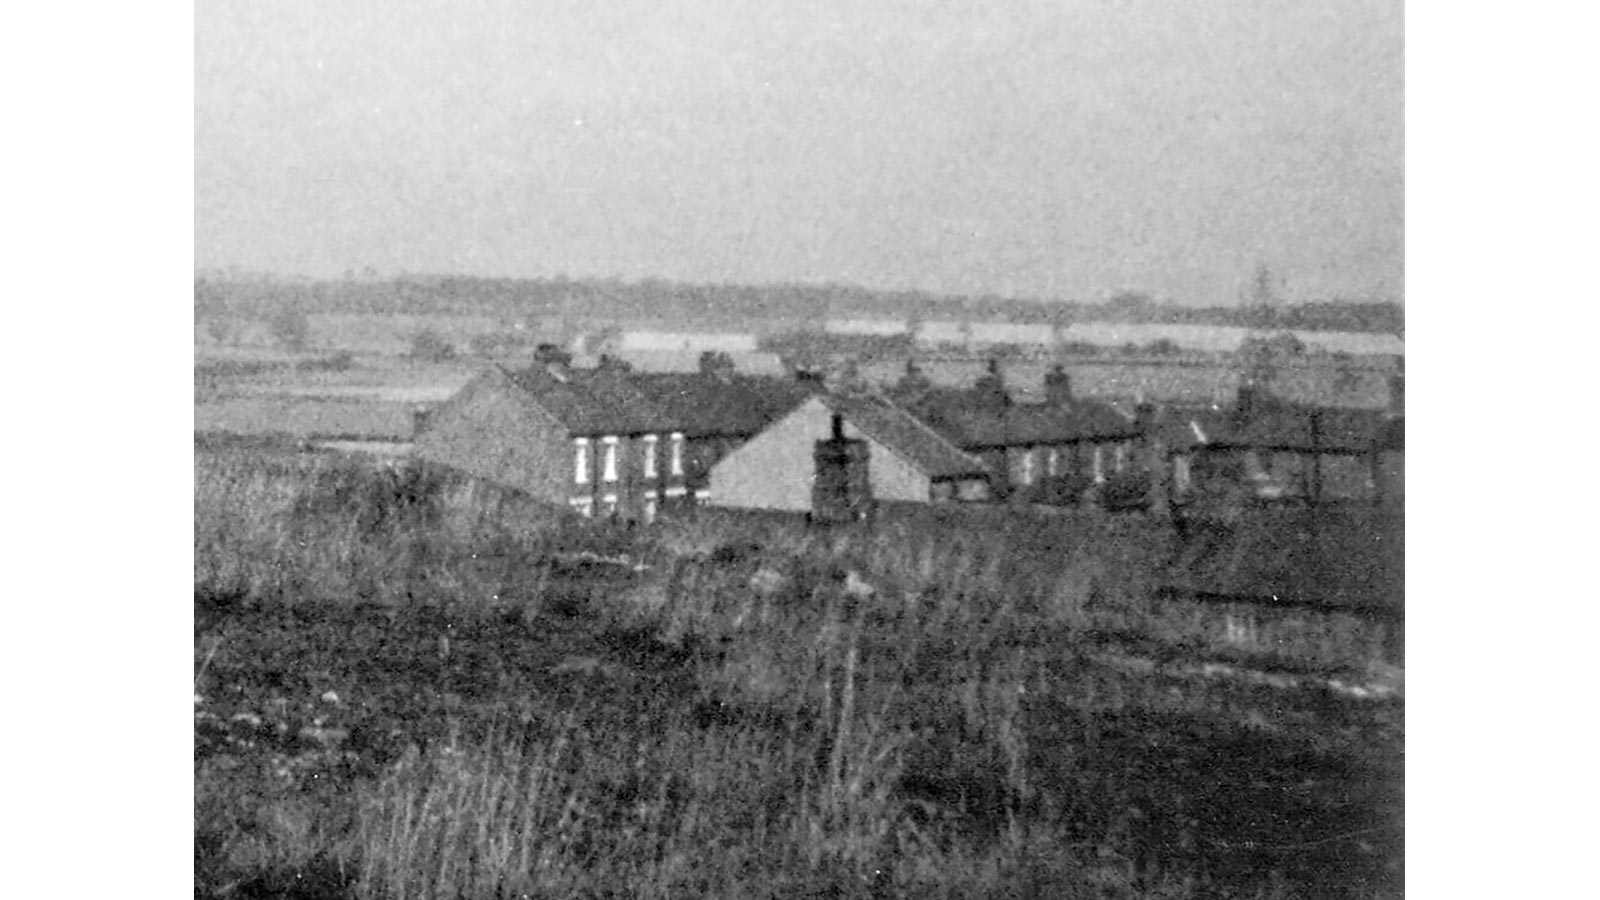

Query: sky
[[194, 0, 1402, 306]]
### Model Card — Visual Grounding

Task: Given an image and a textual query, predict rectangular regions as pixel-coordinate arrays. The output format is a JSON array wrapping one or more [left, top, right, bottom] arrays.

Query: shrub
[[268, 304, 311, 351], [408, 329, 456, 362]]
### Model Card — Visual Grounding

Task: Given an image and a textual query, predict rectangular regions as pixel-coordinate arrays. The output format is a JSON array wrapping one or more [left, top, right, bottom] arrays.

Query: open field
[[195, 447, 1402, 899], [195, 354, 478, 440]]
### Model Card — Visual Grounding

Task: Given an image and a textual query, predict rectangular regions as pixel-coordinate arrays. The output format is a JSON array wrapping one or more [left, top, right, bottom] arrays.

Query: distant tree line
[[193, 275, 1403, 339]]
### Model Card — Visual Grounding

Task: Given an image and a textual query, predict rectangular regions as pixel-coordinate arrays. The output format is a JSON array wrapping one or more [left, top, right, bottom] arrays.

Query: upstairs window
[[1019, 448, 1037, 486], [601, 436, 619, 483], [642, 434, 659, 479], [574, 438, 590, 484], [669, 432, 685, 477]]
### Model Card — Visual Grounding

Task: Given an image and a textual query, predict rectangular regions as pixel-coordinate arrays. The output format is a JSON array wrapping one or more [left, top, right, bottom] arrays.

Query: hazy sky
[[195, 0, 1402, 305]]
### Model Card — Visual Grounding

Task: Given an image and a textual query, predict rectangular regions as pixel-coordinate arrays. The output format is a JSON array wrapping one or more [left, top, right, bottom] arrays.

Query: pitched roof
[[904, 390, 1140, 448], [820, 393, 990, 480], [505, 366, 671, 436], [503, 365, 815, 439], [1155, 394, 1397, 454], [589, 371, 815, 438]]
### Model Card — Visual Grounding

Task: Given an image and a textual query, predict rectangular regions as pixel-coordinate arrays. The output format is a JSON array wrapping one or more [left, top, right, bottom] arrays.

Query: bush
[[408, 329, 456, 362], [1096, 471, 1152, 512], [1028, 473, 1094, 507], [268, 304, 311, 351]]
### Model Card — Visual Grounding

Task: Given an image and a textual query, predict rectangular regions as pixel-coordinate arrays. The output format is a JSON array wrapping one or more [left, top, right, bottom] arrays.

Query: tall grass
[[196, 447, 1401, 899]]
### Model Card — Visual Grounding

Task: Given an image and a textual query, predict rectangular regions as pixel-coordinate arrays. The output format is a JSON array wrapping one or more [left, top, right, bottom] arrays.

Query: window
[[643, 493, 658, 524], [642, 434, 659, 479], [669, 432, 685, 477], [569, 496, 594, 517], [574, 438, 590, 484], [600, 493, 618, 517], [1092, 446, 1105, 483], [1047, 448, 1060, 478], [1114, 443, 1128, 472], [1019, 448, 1036, 486], [601, 435, 619, 483]]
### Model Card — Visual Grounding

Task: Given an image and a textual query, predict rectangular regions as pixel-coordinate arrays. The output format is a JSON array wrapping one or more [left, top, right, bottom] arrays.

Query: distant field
[[196, 313, 1401, 448], [307, 314, 508, 355], [196, 349, 481, 440]]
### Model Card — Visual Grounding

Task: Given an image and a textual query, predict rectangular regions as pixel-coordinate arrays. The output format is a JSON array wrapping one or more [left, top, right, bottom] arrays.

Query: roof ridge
[[875, 392, 990, 469], [822, 392, 988, 475]]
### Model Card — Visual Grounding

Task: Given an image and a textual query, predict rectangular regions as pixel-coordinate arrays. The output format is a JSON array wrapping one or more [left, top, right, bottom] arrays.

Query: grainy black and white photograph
[[194, 2, 1404, 897]]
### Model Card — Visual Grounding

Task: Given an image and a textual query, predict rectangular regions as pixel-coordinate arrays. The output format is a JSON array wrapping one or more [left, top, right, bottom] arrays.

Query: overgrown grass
[[195, 447, 1403, 899]]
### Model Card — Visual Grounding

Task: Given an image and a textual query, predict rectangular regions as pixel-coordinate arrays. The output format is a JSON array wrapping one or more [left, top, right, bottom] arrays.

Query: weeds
[[195, 447, 1402, 899]]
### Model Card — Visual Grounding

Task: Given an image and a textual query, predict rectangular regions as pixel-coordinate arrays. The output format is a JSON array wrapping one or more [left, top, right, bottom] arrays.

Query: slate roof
[[594, 371, 816, 439], [1155, 394, 1399, 454], [504, 365, 815, 439], [505, 366, 669, 436], [820, 393, 990, 480], [904, 390, 1140, 449]]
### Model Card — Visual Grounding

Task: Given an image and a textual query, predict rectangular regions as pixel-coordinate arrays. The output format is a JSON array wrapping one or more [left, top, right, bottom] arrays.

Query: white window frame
[[1092, 445, 1105, 483], [1047, 448, 1060, 478], [574, 437, 590, 484], [600, 493, 618, 517], [642, 493, 658, 524], [569, 496, 594, 517], [642, 434, 659, 479], [669, 432, 685, 477], [1019, 447, 1036, 486], [601, 435, 619, 483]]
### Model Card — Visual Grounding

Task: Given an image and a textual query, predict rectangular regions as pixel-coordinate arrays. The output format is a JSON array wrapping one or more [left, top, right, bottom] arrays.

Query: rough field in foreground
[[194, 449, 1402, 899]]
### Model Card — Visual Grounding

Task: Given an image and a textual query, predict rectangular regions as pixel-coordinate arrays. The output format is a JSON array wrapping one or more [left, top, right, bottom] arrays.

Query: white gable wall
[[707, 396, 933, 511]]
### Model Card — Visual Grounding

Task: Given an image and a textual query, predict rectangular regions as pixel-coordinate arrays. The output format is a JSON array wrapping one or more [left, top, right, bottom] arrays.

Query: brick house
[[1157, 384, 1404, 507], [896, 363, 1144, 503], [414, 360, 812, 522]]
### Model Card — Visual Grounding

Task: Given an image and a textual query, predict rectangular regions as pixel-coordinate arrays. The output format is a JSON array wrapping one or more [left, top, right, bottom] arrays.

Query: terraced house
[[896, 363, 1145, 503], [1152, 381, 1405, 507], [414, 359, 812, 522]]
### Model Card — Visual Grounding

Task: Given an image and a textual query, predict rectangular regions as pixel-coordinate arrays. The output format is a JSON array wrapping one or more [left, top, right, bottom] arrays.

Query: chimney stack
[[1134, 401, 1156, 434], [974, 358, 1010, 410], [534, 343, 573, 381], [1044, 364, 1073, 407], [1234, 384, 1259, 424], [813, 410, 872, 524], [699, 350, 736, 381], [896, 358, 932, 402]]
